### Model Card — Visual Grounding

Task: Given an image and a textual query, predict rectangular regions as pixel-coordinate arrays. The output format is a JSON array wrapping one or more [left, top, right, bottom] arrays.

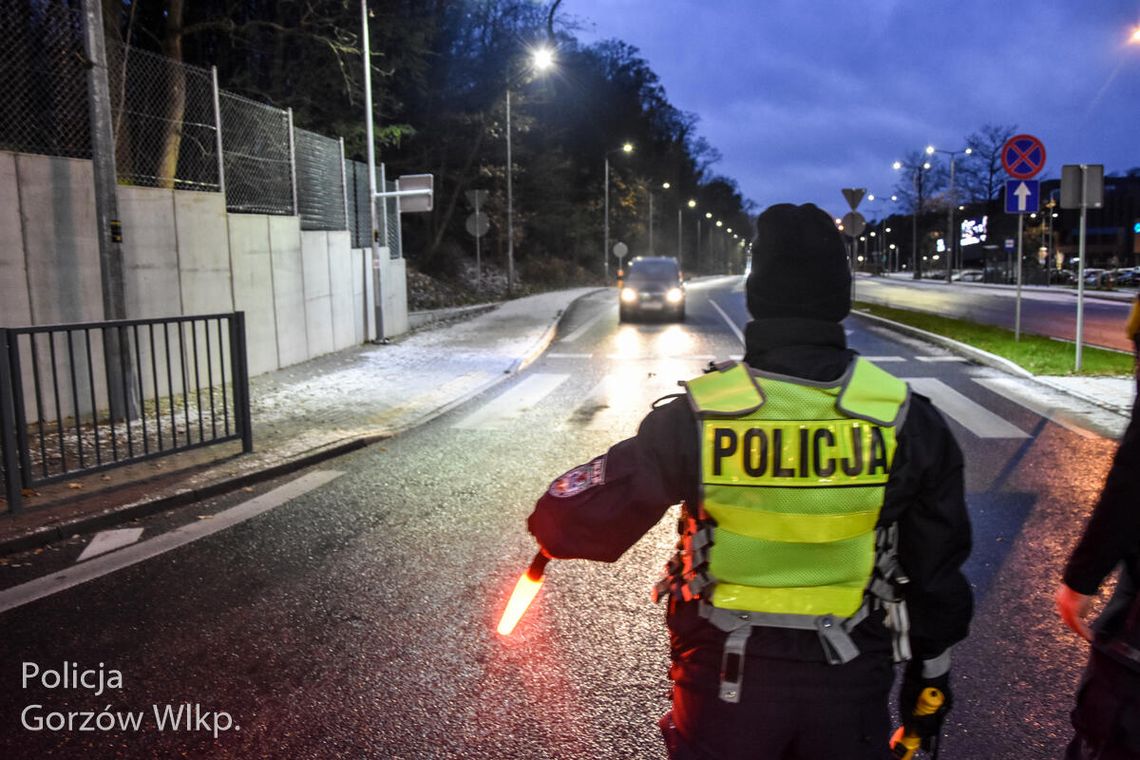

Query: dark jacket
[[1064, 408, 1140, 600], [528, 318, 974, 693]]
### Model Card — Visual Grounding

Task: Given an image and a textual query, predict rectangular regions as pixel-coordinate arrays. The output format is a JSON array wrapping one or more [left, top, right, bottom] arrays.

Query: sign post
[[840, 189, 866, 300], [1001, 134, 1046, 342], [465, 189, 490, 281], [1061, 164, 1105, 371]]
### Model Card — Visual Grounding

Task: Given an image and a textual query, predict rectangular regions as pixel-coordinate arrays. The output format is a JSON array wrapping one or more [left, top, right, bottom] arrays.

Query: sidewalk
[[0, 284, 1133, 555], [0, 288, 600, 554]]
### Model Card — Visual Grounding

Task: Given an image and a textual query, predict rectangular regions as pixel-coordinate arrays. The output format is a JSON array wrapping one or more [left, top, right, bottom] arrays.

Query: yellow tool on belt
[[890, 687, 945, 759]]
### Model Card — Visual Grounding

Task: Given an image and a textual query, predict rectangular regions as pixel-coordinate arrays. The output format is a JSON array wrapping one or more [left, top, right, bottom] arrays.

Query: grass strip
[[852, 301, 1133, 376]]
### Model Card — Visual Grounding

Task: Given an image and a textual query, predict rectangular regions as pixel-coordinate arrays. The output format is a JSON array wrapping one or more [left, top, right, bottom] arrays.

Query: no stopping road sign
[[1001, 134, 1046, 180]]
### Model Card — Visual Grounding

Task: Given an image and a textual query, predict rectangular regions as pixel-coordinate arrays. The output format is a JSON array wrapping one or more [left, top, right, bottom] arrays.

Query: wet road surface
[[0, 277, 1126, 758]]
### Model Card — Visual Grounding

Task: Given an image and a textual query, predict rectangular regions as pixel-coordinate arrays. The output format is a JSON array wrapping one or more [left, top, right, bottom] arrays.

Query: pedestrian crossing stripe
[[452, 373, 570, 430], [453, 372, 1034, 441], [903, 377, 1030, 439]]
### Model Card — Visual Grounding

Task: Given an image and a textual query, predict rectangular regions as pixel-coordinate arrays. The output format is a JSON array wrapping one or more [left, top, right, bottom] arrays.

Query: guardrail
[[0, 313, 252, 514]]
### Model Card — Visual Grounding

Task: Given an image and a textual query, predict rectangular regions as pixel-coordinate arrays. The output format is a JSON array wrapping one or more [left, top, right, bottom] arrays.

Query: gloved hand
[[899, 660, 952, 751]]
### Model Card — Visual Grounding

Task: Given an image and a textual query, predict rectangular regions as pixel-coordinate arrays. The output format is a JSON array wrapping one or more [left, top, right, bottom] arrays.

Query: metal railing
[[0, 313, 252, 514]]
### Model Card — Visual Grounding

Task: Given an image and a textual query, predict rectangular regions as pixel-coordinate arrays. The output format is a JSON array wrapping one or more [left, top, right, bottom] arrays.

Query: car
[[953, 269, 985, 282], [1083, 268, 1112, 288], [619, 256, 686, 322]]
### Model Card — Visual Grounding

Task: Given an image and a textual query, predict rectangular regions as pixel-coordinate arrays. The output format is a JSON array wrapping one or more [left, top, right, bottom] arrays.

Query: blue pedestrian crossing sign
[[1005, 179, 1039, 214]]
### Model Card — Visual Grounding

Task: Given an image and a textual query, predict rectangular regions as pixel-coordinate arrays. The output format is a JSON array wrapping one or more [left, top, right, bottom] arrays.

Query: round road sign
[[465, 211, 490, 238], [1001, 134, 1046, 180], [612, 241, 629, 260], [840, 211, 866, 238]]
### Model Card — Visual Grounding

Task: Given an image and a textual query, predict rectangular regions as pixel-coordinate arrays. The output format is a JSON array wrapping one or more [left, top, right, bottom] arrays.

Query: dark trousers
[[1066, 649, 1140, 759], [661, 654, 894, 760]]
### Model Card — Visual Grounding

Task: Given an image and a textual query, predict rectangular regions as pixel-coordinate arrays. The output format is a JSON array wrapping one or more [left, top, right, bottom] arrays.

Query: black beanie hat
[[746, 203, 851, 321]]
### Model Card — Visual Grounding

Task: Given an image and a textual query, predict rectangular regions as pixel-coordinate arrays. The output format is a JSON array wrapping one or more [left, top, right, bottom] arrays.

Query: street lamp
[[505, 47, 555, 294], [604, 141, 634, 280], [649, 181, 671, 256], [894, 158, 933, 279], [926, 144, 973, 284]]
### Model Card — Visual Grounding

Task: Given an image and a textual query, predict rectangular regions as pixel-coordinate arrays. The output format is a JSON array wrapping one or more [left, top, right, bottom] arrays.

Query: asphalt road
[[0, 277, 1126, 758], [855, 276, 1135, 352]]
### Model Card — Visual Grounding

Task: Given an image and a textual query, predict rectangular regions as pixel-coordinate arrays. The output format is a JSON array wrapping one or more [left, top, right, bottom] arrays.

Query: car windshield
[[627, 260, 679, 282]]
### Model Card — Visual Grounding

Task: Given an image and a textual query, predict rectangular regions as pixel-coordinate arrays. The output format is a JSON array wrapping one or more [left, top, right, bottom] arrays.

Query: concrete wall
[[1, 149, 410, 427]]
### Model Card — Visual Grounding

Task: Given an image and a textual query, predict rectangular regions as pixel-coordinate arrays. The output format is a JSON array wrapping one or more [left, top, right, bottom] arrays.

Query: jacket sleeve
[[528, 397, 698, 562], [1063, 411, 1140, 595], [886, 394, 974, 662]]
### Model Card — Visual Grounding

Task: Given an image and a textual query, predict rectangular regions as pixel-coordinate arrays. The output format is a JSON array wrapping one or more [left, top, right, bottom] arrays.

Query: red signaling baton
[[496, 552, 550, 636]]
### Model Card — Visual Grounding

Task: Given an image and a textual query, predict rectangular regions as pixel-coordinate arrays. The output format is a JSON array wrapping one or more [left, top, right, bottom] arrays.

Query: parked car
[[1049, 269, 1076, 285], [1111, 268, 1140, 287], [954, 269, 985, 282], [619, 256, 686, 322], [1083, 268, 1113, 288]]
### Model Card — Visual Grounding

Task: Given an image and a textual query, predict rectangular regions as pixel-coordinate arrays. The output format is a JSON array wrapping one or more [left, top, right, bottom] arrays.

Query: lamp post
[[604, 142, 634, 280], [894, 158, 932, 279], [926, 145, 972, 284], [504, 47, 555, 295]]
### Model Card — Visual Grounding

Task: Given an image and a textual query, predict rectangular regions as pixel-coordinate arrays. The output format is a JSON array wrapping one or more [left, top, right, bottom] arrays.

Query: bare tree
[[958, 123, 1018, 204]]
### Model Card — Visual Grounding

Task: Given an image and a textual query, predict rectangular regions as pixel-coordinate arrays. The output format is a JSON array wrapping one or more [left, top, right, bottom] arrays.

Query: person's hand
[[898, 662, 952, 751], [1055, 583, 1094, 642]]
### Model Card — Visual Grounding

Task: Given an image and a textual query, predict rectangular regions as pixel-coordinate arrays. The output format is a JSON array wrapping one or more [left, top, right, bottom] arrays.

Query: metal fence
[[1, 3, 406, 237], [346, 160, 372, 248], [295, 129, 347, 231], [220, 92, 296, 215], [345, 160, 402, 257], [384, 178, 403, 258], [0, 0, 91, 159], [0, 313, 252, 514], [106, 40, 221, 192]]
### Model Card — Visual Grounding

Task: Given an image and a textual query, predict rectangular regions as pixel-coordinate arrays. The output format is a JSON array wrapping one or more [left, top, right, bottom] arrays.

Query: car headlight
[[666, 288, 684, 304], [620, 287, 638, 303]]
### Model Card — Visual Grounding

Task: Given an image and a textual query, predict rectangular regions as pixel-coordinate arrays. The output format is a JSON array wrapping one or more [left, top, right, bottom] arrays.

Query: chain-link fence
[[295, 129, 346, 231], [219, 92, 295, 215], [0, 0, 91, 159], [1, 4, 408, 248], [106, 40, 220, 192]]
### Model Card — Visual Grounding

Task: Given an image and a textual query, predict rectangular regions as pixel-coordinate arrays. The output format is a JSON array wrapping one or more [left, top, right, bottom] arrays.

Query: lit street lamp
[[894, 158, 932, 279], [604, 141, 634, 280], [926, 144, 973, 284], [505, 47, 555, 293]]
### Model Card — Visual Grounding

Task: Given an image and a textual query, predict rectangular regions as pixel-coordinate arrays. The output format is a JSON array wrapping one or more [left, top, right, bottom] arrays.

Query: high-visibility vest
[[681, 358, 909, 620]]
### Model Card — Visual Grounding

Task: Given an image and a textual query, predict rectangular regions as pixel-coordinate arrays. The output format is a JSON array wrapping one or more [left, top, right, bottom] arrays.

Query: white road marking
[[709, 299, 744, 345], [972, 377, 1099, 439], [916, 356, 968, 363], [861, 356, 906, 363], [560, 306, 615, 343], [0, 470, 343, 615], [605, 354, 717, 361], [546, 353, 593, 359], [76, 528, 144, 563], [452, 373, 570, 430], [903, 377, 1031, 439]]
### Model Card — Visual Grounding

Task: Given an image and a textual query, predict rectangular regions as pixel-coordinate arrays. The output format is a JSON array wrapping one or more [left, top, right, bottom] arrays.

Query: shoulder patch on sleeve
[[548, 455, 607, 498]]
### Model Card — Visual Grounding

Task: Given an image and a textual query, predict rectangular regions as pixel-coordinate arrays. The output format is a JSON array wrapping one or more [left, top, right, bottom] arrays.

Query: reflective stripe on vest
[[683, 359, 908, 619]]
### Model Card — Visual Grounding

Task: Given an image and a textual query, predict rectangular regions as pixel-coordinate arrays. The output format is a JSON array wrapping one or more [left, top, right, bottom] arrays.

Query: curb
[[849, 309, 1134, 418], [849, 309, 1035, 378], [0, 288, 602, 557]]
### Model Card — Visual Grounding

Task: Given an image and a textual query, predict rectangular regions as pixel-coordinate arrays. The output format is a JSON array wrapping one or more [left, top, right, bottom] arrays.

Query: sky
[[565, 0, 1140, 224]]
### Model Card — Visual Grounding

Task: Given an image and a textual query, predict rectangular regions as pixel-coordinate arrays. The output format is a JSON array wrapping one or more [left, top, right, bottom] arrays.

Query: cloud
[[568, 0, 1140, 211]]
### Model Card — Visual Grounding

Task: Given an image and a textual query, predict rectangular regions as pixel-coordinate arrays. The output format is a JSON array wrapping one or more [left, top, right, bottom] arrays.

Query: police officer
[[529, 203, 973, 759], [1057, 295, 1140, 758]]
